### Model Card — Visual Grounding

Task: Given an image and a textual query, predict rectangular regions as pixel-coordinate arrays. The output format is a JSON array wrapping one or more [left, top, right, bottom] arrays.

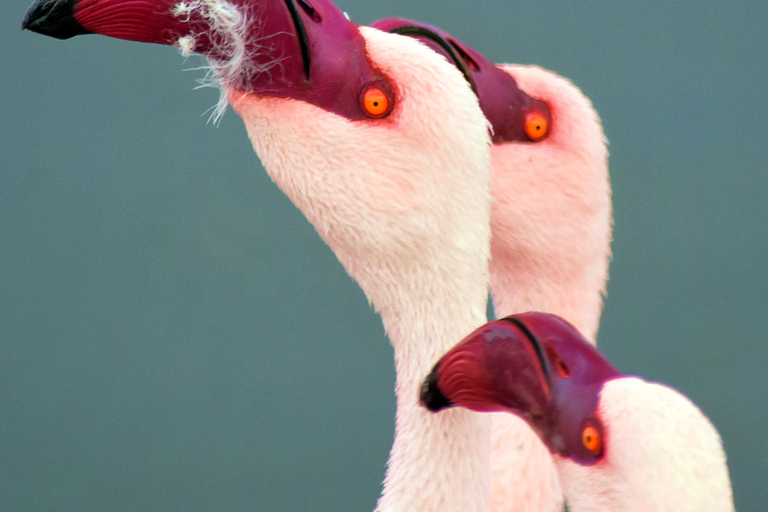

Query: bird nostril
[[546, 346, 570, 378], [296, 0, 322, 23], [448, 39, 480, 72]]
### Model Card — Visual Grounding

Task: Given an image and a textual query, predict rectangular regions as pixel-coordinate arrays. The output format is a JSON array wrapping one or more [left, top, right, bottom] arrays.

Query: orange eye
[[362, 85, 391, 118], [525, 112, 549, 141], [582, 425, 602, 456]]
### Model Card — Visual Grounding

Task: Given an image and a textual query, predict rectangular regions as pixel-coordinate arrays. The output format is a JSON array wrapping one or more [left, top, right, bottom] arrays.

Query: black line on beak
[[500, 317, 553, 389], [388, 25, 478, 94], [282, 0, 311, 79]]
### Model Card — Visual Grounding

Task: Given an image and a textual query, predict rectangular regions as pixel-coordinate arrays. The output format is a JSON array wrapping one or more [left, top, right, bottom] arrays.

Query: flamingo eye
[[525, 112, 549, 141], [362, 85, 392, 118], [582, 425, 602, 456]]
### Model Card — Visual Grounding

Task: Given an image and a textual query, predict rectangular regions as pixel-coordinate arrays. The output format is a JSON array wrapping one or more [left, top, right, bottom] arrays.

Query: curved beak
[[421, 312, 623, 457], [420, 318, 553, 426], [23, 0, 387, 119]]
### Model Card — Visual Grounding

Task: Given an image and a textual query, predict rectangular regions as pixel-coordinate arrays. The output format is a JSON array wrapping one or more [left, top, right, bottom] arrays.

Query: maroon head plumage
[[371, 18, 552, 144], [23, 0, 395, 120], [421, 312, 622, 465]]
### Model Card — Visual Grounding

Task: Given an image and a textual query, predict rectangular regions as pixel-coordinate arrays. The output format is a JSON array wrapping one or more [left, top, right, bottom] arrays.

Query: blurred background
[[2, 1, 766, 510]]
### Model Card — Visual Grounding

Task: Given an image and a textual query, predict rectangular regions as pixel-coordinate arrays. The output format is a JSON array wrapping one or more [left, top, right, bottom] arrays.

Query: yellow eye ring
[[362, 85, 392, 118], [582, 424, 603, 456], [525, 112, 549, 141]]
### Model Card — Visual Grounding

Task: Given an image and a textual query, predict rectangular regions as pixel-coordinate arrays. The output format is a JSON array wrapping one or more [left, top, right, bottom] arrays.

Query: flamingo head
[[23, 0, 495, 302], [421, 312, 734, 508], [366, 21, 612, 342], [22, 0, 396, 120], [420, 312, 621, 466]]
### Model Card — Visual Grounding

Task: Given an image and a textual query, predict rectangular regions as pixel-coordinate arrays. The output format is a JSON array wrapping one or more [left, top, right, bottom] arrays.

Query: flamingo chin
[[227, 27, 492, 292]]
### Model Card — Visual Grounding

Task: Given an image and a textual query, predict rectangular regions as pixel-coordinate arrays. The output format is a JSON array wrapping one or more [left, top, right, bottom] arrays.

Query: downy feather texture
[[228, 27, 494, 512], [558, 377, 734, 512]]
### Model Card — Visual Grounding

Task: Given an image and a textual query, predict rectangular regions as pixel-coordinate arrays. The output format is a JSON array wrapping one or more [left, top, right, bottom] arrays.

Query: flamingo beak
[[419, 318, 554, 426], [421, 312, 623, 460], [22, 0, 388, 119]]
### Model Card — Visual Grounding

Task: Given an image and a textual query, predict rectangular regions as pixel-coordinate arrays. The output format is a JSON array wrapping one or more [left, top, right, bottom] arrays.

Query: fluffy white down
[[174, 0, 284, 122], [558, 377, 734, 512], [488, 65, 611, 512], [229, 27, 494, 512]]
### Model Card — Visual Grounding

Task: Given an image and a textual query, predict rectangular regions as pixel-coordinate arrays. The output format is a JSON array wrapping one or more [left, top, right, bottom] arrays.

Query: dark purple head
[[420, 312, 622, 465], [23, 0, 394, 120], [370, 18, 551, 144]]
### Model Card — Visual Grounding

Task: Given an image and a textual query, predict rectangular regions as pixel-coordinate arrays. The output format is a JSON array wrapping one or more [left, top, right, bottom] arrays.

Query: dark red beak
[[420, 316, 554, 423], [421, 312, 621, 459], [23, 0, 390, 119]]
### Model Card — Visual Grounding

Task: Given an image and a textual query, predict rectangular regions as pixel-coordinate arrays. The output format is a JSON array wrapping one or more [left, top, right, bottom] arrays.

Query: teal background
[[2, 1, 766, 510]]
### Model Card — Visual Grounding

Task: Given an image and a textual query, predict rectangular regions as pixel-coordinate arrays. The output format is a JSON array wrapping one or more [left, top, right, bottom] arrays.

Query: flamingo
[[421, 312, 735, 512], [371, 19, 611, 512], [20, 1, 534, 510]]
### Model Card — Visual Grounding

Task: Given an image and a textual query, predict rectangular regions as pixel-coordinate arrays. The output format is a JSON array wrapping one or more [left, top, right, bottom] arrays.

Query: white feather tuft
[[177, 35, 197, 57], [172, 0, 286, 124]]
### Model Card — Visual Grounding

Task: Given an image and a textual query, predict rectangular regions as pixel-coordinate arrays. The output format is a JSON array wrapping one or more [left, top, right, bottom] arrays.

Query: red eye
[[361, 85, 392, 118], [582, 425, 602, 456], [525, 112, 549, 141]]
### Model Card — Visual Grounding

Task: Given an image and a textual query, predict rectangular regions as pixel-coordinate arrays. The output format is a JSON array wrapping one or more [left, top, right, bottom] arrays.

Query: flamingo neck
[[490, 262, 605, 344], [487, 135, 611, 344], [489, 66, 611, 344], [372, 263, 491, 512], [226, 41, 494, 508]]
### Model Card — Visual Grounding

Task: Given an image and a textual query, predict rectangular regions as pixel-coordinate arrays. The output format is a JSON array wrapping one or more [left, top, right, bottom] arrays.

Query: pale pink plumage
[[229, 28, 494, 512], [560, 378, 734, 512], [488, 65, 611, 512]]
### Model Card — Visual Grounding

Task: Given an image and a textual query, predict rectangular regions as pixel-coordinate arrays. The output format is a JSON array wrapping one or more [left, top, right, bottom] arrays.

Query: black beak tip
[[419, 365, 453, 412], [21, 2, 40, 31], [22, 0, 89, 39]]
